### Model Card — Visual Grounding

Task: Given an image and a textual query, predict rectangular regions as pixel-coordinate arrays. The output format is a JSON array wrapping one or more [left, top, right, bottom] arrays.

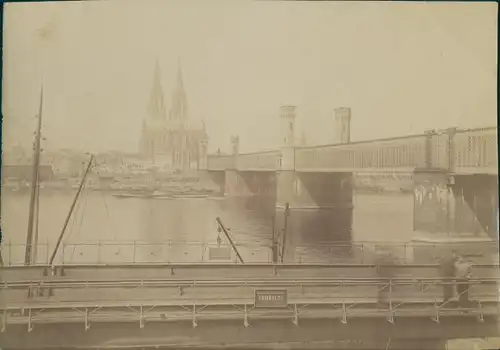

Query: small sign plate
[[254, 289, 288, 308], [208, 247, 232, 261]]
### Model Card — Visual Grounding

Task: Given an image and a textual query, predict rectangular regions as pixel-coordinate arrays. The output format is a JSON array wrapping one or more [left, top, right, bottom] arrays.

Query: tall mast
[[32, 165, 41, 263], [24, 86, 43, 265]]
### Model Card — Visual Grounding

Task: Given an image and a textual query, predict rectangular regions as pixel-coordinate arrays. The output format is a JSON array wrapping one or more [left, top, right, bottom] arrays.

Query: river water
[[1, 189, 415, 265], [3, 190, 496, 350]]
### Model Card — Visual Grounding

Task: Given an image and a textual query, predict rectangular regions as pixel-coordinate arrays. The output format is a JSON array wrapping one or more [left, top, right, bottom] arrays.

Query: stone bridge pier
[[202, 170, 226, 196], [413, 169, 498, 242], [224, 170, 276, 199], [274, 106, 354, 262], [453, 174, 498, 238], [274, 171, 354, 261], [224, 170, 277, 210], [221, 136, 277, 210]]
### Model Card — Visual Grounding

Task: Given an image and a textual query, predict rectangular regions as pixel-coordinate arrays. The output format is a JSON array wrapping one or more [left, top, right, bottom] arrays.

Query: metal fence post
[[46, 239, 50, 265], [132, 240, 136, 264], [404, 243, 408, 264], [8, 241, 12, 266], [62, 243, 66, 265], [97, 241, 101, 264]]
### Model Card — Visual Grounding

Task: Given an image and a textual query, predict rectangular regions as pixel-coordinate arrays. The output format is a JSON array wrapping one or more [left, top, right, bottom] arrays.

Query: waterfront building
[[2, 164, 54, 182], [2, 142, 30, 165], [45, 150, 88, 178], [139, 59, 208, 171]]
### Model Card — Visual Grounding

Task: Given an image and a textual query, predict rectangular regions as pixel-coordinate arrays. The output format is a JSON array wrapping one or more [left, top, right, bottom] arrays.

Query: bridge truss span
[[205, 126, 497, 174], [237, 150, 281, 171], [207, 154, 233, 171], [295, 135, 428, 173], [453, 127, 498, 175]]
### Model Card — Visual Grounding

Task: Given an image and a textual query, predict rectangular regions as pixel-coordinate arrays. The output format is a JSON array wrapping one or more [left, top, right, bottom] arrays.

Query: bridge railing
[[428, 130, 451, 169], [453, 127, 498, 174], [207, 154, 234, 171], [2, 240, 497, 266], [295, 135, 429, 172], [206, 127, 497, 173], [238, 150, 281, 171], [2, 276, 499, 331]]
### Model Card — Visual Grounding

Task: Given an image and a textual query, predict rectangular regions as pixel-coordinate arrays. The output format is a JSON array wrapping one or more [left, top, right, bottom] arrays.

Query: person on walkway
[[455, 256, 473, 308], [375, 251, 395, 306], [271, 238, 279, 264], [439, 250, 458, 304]]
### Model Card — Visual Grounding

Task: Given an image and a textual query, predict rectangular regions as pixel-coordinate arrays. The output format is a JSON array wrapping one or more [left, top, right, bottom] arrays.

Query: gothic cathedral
[[139, 59, 208, 171]]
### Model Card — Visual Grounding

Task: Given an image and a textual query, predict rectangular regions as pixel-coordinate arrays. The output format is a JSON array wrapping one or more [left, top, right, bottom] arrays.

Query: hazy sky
[[2, 0, 497, 154]]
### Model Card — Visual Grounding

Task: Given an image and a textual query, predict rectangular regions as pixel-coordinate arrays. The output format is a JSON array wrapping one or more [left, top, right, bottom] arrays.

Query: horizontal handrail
[[2, 262, 499, 269], [5, 276, 500, 290], [3, 299, 499, 321], [205, 127, 497, 156], [5, 239, 495, 248], [5, 297, 500, 310], [8, 239, 481, 246], [2, 239, 497, 266], [296, 134, 428, 151], [1, 263, 499, 273]]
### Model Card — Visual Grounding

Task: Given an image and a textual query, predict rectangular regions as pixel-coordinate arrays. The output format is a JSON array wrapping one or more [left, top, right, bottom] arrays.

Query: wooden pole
[[280, 203, 290, 263], [24, 87, 44, 265], [32, 166, 41, 263], [271, 215, 278, 264], [216, 217, 244, 264], [49, 155, 94, 266]]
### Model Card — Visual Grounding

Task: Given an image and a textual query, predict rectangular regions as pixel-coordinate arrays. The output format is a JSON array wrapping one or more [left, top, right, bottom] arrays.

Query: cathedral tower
[[139, 59, 208, 172]]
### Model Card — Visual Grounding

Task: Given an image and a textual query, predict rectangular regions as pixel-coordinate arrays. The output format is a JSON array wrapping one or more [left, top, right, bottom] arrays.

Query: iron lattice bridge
[[1, 276, 499, 333]]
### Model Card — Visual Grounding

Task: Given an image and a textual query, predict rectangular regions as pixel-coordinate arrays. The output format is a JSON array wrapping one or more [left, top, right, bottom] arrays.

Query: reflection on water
[[1, 189, 415, 264]]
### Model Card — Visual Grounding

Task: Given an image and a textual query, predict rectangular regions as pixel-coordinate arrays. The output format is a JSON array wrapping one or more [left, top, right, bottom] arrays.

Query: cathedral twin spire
[[169, 57, 189, 122], [147, 59, 166, 120], [148, 57, 188, 122]]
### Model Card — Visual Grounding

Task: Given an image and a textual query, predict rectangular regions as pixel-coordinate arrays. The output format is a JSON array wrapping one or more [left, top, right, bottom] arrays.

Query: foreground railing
[[6, 276, 499, 291], [1, 240, 498, 266], [2, 276, 499, 332]]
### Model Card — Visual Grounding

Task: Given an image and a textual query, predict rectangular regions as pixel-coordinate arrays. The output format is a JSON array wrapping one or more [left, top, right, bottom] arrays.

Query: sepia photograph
[[0, 1, 498, 349]]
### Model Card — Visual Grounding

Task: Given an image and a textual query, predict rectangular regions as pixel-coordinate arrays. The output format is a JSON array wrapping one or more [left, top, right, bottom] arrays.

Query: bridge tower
[[275, 106, 354, 262], [197, 138, 209, 171], [334, 107, 351, 144], [224, 135, 250, 198]]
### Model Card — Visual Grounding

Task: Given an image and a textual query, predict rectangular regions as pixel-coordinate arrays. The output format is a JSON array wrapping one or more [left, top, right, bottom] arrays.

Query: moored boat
[[171, 194, 208, 199]]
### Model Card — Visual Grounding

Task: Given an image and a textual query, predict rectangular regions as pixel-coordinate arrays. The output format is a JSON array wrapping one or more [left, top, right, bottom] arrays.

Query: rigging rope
[[98, 185, 121, 257], [63, 185, 84, 260]]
